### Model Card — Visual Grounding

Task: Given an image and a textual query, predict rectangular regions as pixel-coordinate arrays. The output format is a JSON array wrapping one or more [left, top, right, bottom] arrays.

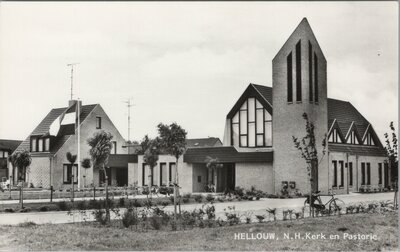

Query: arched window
[[231, 98, 272, 147]]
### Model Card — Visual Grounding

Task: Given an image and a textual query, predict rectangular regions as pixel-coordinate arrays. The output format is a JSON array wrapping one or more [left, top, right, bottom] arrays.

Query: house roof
[[14, 104, 98, 154], [183, 146, 273, 163], [186, 138, 222, 148], [0, 139, 22, 152], [328, 143, 387, 157]]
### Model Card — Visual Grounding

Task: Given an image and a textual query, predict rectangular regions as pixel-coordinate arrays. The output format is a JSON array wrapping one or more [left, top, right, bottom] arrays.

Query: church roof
[[230, 83, 385, 156]]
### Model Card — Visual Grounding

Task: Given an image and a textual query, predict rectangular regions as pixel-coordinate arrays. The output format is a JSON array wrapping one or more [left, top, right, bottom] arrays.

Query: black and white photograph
[[0, 1, 398, 251]]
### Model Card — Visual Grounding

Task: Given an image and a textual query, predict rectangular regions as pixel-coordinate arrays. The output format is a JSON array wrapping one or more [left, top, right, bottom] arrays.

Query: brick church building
[[135, 18, 388, 195]]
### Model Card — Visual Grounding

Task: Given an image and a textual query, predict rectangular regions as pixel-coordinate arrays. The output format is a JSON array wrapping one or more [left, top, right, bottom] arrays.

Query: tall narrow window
[[296, 40, 302, 102], [96, 117, 102, 129], [112, 141, 117, 154], [31, 138, 37, 152], [308, 41, 313, 102], [367, 163, 371, 185], [160, 163, 168, 186], [44, 138, 50, 152], [378, 163, 382, 185], [169, 163, 176, 183], [231, 97, 272, 148], [349, 162, 353, 186], [339, 161, 344, 187], [287, 52, 293, 103], [38, 139, 43, 152], [332, 161, 337, 187], [361, 163, 365, 185], [314, 52, 318, 103]]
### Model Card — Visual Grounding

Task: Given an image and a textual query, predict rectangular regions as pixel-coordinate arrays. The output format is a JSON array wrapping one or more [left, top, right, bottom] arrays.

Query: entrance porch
[[192, 163, 235, 193]]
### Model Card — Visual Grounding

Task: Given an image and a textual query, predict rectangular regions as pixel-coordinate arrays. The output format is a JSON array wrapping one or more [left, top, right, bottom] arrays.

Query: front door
[[116, 168, 128, 187]]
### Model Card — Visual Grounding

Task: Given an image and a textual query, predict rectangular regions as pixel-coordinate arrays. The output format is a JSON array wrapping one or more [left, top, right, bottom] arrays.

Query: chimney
[[68, 99, 83, 116]]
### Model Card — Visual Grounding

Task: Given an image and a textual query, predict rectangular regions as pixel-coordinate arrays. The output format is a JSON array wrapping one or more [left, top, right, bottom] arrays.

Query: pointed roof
[[273, 18, 326, 62], [14, 104, 98, 154], [226, 83, 272, 118]]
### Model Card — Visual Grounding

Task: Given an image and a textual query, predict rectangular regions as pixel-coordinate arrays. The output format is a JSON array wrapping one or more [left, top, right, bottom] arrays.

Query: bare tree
[[292, 113, 326, 217]]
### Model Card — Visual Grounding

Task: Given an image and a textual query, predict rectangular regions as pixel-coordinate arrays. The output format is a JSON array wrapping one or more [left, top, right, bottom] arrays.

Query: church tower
[[272, 18, 329, 194]]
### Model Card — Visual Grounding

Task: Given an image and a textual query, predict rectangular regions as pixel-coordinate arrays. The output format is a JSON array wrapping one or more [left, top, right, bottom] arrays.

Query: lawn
[[0, 212, 397, 251]]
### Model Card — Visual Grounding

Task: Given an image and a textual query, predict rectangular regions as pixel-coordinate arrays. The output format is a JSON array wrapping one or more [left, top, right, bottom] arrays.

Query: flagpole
[[77, 98, 81, 189]]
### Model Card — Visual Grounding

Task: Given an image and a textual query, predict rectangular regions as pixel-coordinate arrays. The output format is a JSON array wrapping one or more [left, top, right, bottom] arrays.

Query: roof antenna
[[67, 63, 79, 100], [124, 98, 134, 142]]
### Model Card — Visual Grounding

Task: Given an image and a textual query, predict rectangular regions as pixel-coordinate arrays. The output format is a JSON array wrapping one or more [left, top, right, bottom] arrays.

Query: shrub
[[131, 199, 143, 208], [183, 193, 191, 199], [122, 208, 139, 228], [203, 204, 216, 220], [18, 221, 36, 227], [160, 200, 170, 207], [150, 216, 163, 230], [4, 208, 15, 213], [256, 215, 265, 223], [19, 207, 31, 213], [39, 206, 50, 212], [194, 195, 203, 203], [119, 198, 125, 207], [205, 194, 215, 202], [88, 199, 101, 209], [234, 187, 245, 197], [93, 209, 108, 225], [217, 197, 224, 202], [169, 196, 175, 204], [182, 197, 190, 203], [76, 200, 87, 210], [57, 201, 71, 211]]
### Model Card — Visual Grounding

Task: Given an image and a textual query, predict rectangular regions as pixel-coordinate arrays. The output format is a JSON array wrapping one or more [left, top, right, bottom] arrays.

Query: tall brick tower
[[272, 18, 328, 194]]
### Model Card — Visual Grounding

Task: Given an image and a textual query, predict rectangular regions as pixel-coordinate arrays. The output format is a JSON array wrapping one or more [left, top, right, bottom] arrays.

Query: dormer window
[[31, 138, 37, 152], [45, 138, 50, 152], [365, 133, 375, 146], [231, 97, 272, 148], [328, 129, 342, 143], [38, 139, 43, 152], [347, 131, 359, 145], [30, 136, 50, 152]]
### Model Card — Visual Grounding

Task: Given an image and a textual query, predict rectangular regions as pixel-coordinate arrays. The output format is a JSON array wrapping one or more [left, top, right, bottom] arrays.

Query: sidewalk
[[0, 192, 394, 225]]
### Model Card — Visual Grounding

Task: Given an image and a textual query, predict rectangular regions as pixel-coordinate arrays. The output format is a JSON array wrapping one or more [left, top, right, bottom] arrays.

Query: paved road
[[0, 192, 394, 225]]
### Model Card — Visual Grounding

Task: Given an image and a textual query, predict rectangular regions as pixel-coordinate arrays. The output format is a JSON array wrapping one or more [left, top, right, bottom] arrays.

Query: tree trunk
[[214, 167, 218, 193], [104, 165, 110, 223]]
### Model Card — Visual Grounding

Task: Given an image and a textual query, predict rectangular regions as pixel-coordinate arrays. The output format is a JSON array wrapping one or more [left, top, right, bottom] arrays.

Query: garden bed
[[1, 211, 396, 251]]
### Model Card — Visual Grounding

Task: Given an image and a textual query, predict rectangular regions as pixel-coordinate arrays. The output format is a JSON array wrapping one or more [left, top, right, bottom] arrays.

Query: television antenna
[[124, 98, 135, 142], [67, 63, 79, 100]]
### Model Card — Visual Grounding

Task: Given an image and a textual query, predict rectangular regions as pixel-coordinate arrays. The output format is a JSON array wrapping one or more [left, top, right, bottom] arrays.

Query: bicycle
[[304, 191, 345, 217]]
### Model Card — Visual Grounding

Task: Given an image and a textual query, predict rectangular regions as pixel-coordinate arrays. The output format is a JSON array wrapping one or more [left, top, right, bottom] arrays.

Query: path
[[0, 192, 394, 225]]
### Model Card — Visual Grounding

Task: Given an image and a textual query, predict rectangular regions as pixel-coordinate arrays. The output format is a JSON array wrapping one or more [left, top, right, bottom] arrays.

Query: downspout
[[356, 155, 359, 192], [346, 153, 349, 194]]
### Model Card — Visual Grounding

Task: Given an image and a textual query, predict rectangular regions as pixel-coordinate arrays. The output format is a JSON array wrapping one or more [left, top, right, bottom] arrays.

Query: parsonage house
[[13, 18, 390, 195], [0, 139, 22, 183]]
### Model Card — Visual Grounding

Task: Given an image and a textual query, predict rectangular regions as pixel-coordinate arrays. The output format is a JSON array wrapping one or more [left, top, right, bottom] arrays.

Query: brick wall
[[328, 152, 387, 194], [272, 19, 328, 195], [51, 104, 128, 189], [235, 162, 273, 193]]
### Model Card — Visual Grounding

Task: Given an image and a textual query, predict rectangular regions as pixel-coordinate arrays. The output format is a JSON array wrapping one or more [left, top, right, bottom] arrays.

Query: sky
[[0, 2, 398, 143]]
